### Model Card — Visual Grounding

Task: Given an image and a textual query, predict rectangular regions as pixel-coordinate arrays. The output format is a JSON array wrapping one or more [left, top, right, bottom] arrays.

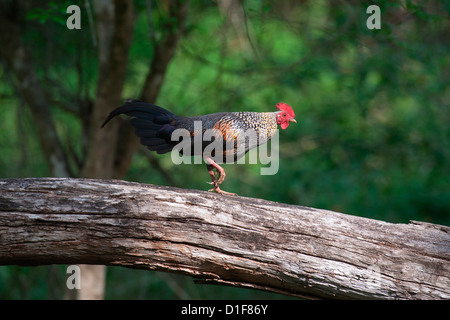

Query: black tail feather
[[102, 100, 179, 154], [101, 100, 174, 128]]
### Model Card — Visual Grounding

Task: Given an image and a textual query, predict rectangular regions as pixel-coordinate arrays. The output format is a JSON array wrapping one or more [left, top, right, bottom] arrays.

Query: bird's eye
[[283, 113, 287, 117]]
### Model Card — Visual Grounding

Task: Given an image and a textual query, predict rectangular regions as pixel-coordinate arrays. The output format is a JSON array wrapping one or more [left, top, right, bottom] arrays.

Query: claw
[[205, 157, 235, 195], [208, 187, 237, 196]]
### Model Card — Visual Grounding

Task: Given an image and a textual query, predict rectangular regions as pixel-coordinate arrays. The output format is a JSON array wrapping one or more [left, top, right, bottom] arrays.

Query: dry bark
[[0, 1, 189, 300], [0, 178, 449, 299]]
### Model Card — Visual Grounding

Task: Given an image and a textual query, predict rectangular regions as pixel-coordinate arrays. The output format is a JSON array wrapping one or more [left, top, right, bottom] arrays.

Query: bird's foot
[[208, 187, 237, 196], [205, 160, 235, 195], [207, 168, 226, 185]]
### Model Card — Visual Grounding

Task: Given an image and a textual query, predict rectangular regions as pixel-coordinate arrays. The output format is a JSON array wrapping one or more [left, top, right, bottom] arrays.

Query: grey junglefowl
[[102, 100, 296, 195]]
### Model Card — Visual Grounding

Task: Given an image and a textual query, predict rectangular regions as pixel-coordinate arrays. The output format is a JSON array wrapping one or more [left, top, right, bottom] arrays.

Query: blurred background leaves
[[0, 0, 448, 299]]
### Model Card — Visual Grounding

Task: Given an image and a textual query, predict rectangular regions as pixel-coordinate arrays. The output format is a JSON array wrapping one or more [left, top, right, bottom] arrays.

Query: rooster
[[102, 100, 296, 195]]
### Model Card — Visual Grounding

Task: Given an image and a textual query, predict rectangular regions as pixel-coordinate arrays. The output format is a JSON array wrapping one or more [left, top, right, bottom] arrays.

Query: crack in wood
[[0, 178, 449, 299]]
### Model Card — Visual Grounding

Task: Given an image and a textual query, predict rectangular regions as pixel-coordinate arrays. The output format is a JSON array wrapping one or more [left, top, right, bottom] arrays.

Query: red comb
[[276, 102, 295, 117]]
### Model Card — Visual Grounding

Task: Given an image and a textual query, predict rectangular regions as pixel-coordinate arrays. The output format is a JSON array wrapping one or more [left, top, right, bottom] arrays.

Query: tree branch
[[81, 0, 135, 179], [0, 178, 449, 300], [141, 0, 190, 102], [112, 0, 190, 179]]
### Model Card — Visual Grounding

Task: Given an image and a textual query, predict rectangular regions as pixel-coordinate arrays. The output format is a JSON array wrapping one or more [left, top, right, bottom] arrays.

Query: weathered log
[[0, 178, 449, 299]]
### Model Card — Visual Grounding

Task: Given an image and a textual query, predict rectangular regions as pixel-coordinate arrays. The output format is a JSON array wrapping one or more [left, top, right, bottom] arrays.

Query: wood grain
[[0, 178, 449, 299]]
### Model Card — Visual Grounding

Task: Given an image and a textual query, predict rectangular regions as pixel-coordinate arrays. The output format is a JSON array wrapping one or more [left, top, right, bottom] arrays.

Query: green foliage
[[26, 1, 75, 25], [0, 0, 448, 299]]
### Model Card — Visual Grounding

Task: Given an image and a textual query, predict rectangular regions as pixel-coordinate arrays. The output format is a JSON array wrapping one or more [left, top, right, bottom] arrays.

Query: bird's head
[[275, 102, 296, 130]]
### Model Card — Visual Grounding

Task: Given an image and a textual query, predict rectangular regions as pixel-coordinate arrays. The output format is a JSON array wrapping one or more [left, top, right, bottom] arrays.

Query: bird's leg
[[204, 157, 236, 195], [206, 164, 219, 187], [205, 157, 225, 185]]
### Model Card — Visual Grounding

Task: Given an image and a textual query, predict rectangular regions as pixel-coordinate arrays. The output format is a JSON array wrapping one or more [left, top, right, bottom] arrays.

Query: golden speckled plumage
[[102, 100, 296, 195]]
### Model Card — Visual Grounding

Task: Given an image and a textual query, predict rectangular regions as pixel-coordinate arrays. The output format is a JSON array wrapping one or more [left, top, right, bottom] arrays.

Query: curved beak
[[289, 118, 297, 123]]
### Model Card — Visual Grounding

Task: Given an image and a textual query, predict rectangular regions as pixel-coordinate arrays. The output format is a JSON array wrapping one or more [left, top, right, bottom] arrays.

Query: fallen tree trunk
[[0, 178, 449, 299]]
